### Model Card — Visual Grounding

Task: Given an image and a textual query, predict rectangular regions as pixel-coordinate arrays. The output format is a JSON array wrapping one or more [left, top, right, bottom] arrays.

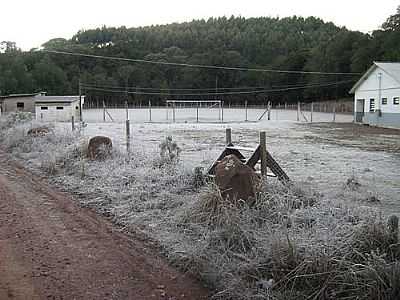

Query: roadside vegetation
[[1, 113, 399, 300]]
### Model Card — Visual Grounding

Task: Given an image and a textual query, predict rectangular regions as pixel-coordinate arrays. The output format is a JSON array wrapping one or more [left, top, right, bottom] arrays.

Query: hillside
[[0, 8, 399, 105]]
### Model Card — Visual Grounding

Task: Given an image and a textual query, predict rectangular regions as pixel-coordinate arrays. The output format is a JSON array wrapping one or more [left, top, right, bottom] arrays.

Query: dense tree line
[[1, 7, 400, 106]]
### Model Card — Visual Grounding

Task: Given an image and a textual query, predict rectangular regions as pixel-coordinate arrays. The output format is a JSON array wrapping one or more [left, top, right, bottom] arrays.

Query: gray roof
[[0, 93, 40, 99], [35, 96, 83, 103], [349, 62, 400, 93]]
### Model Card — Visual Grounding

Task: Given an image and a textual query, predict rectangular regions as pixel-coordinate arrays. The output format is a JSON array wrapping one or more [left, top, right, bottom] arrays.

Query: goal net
[[165, 100, 223, 123]]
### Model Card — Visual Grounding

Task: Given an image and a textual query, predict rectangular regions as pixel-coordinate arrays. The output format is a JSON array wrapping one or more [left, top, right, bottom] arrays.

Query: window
[[41, 106, 48, 110], [394, 97, 400, 105], [382, 98, 388, 105], [16, 102, 24, 108], [369, 99, 375, 112], [56, 106, 64, 110]]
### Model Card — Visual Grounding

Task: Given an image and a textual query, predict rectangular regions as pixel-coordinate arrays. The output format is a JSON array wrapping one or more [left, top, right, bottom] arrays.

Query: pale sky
[[1, 0, 398, 50]]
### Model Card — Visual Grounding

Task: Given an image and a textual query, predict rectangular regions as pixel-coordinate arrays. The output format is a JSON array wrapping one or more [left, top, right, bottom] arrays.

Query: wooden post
[[78, 80, 83, 122], [333, 101, 336, 122], [267, 101, 271, 121], [125, 100, 129, 121], [311, 102, 314, 123], [226, 128, 232, 145], [71, 116, 75, 131], [221, 101, 224, 122], [388, 215, 399, 244], [285, 102, 287, 110], [196, 102, 199, 123], [245, 100, 248, 121], [218, 101, 221, 121], [103, 100, 106, 122], [173, 101, 176, 123], [148, 100, 152, 122], [126, 119, 130, 153], [260, 131, 267, 176], [297, 101, 300, 121]]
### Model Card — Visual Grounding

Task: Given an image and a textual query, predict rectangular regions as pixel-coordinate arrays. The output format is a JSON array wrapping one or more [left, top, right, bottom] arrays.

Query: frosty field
[[80, 108, 400, 216], [2, 109, 400, 299]]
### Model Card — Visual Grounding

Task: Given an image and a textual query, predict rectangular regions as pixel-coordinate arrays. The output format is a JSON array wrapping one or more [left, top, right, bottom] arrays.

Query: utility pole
[[215, 75, 218, 101], [78, 79, 83, 122]]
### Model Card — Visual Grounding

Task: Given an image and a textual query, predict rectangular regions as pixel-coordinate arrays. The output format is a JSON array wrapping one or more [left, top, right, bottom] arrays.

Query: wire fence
[[81, 98, 354, 123]]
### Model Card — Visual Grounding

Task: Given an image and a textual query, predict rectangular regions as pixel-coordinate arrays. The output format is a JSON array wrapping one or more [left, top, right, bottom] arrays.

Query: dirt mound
[[87, 136, 112, 160], [27, 126, 50, 137], [215, 154, 260, 202]]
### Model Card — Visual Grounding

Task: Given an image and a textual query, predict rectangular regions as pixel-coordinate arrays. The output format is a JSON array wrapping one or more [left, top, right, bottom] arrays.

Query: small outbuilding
[[35, 96, 84, 122], [0, 92, 45, 115], [350, 62, 400, 129]]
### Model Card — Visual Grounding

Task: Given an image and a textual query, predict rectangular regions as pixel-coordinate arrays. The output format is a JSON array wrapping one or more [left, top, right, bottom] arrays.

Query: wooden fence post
[[311, 102, 314, 123], [245, 100, 248, 121], [267, 101, 271, 121], [196, 102, 199, 123], [173, 101, 176, 123], [260, 131, 267, 176], [71, 116, 75, 131], [103, 100, 106, 122], [148, 100, 152, 122], [221, 101, 224, 123], [125, 100, 129, 121], [333, 101, 336, 122], [226, 128, 232, 145], [126, 119, 130, 153], [297, 101, 300, 122]]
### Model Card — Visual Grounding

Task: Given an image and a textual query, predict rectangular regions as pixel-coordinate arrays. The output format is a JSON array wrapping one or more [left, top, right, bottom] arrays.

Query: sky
[[1, 0, 398, 50]]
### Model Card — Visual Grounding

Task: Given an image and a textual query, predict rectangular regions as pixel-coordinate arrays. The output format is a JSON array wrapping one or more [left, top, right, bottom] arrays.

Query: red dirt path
[[0, 151, 209, 300]]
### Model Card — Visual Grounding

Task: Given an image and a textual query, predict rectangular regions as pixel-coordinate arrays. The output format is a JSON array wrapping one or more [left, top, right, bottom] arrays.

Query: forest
[[0, 6, 399, 105]]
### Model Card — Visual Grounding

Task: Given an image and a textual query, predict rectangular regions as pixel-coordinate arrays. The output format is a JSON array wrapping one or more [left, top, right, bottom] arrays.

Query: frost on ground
[[1, 112, 399, 300]]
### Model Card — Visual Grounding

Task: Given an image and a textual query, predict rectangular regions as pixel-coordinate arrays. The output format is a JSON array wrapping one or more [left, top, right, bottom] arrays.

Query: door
[[355, 99, 365, 123]]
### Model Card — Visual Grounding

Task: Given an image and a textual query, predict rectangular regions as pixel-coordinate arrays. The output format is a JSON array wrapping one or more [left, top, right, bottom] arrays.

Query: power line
[[81, 81, 333, 92], [42, 49, 362, 76], [82, 80, 355, 96]]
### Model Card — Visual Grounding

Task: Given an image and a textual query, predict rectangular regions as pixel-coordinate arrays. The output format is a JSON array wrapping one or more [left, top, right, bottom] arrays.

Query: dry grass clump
[[178, 181, 400, 300]]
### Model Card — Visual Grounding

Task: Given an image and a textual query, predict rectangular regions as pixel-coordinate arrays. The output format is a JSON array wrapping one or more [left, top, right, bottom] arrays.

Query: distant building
[[350, 62, 400, 129], [0, 92, 45, 114], [35, 96, 84, 122]]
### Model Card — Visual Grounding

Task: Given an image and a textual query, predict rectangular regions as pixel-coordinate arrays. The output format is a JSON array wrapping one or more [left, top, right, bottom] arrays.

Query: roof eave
[[349, 62, 379, 94]]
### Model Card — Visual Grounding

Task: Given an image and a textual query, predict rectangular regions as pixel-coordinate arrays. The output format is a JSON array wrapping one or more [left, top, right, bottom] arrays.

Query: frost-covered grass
[[1, 114, 399, 300]]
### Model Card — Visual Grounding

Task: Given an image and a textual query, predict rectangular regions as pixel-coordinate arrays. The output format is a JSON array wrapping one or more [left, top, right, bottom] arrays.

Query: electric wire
[[81, 81, 327, 91], [81, 79, 355, 96], [42, 49, 362, 76]]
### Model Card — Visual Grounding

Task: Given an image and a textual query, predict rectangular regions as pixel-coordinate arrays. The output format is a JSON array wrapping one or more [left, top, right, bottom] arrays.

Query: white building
[[350, 62, 400, 129], [35, 96, 84, 122]]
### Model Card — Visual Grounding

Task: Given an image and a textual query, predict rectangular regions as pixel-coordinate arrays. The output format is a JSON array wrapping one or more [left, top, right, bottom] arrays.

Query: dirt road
[[0, 151, 209, 300]]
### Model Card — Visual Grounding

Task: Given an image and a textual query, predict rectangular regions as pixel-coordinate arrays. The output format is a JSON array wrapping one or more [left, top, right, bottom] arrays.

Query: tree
[[382, 6, 400, 31]]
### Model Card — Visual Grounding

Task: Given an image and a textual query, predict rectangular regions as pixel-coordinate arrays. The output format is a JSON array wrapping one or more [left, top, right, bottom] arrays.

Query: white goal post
[[165, 100, 224, 123]]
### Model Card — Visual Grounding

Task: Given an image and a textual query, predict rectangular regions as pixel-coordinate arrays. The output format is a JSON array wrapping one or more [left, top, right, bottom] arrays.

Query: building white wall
[[354, 67, 400, 114], [35, 100, 81, 122]]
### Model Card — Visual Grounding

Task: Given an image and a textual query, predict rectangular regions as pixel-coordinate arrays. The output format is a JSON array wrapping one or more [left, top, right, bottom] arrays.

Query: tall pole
[[378, 72, 382, 117], [215, 75, 218, 101], [125, 100, 129, 121], [78, 80, 83, 122]]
